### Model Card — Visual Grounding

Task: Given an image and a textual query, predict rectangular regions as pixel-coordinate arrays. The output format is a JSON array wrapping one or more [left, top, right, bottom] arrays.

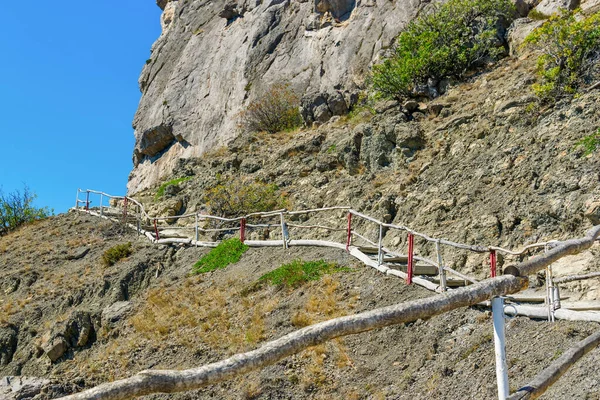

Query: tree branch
[[59, 275, 527, 400]]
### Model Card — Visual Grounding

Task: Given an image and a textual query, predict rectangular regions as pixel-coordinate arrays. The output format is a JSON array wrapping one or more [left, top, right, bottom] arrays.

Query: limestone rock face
[[128, 0, 428, 193]]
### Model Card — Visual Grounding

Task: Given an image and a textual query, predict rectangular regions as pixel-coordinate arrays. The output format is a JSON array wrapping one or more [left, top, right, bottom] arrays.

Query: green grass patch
[[192, 238, 249, 274], [102, 242, 132, 267], [576, 129, 600, 155], [155, 177, 192, 200], [259, 259, 352, 287]]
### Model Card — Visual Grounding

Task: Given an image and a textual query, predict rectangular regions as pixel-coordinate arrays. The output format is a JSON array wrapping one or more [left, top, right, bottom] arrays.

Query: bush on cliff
[[0, 186, 52, 236], [205, 178, 289, 218], [240, 83, 303, 134], [371, 0, 515, 100], [525, 10, 600, 102]]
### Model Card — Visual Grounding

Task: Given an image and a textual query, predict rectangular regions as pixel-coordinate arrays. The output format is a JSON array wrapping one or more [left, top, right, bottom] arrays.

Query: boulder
[[0, 325, 18, 366], [102, 301, 133, 327], [533, 0, 580, 16], [0, 376, 52, 400], [44, 337, 68, 362]]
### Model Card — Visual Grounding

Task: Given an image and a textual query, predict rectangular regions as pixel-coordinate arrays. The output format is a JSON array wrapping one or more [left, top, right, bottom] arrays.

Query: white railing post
[[377, 223, 383, 265], [195, 214, 199, 247], [436, 239, 447, 292], [280, 213, 288, 249], [492, 297, 509, 400], [75, 189, 80, 210], [100, 193, 104, 217]]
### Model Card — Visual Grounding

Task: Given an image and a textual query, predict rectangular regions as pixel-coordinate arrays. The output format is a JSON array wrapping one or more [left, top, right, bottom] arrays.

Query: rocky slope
[[133, 51, 600, 284], [1, 213, 600, 399]]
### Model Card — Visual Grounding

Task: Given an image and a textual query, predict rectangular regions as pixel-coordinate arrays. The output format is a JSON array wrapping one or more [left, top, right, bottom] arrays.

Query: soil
[[1, 213, 600, 399]]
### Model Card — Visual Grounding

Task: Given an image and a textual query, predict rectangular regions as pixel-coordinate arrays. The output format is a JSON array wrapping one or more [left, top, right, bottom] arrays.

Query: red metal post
[[346, 212, 352, 251], [240, 218, 246, 243], [490, 250, 497, 278], [85, 191, 90, 211], [407, 233, 414, 285], [154, 219, 160, 241]]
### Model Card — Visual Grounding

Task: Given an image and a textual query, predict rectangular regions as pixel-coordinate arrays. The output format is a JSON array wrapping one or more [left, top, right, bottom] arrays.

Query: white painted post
[[75, 189, 80, 210], [195, 214, 199, 248], [377, 223, 383, 265], [100, 193, 104, 217], [492, 297, 509, 400], [435, 240, 447, 292]]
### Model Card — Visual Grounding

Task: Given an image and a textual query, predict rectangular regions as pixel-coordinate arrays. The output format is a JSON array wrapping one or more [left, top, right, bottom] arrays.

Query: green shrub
[[102, 242, 132, 267], [240, 83, 303, 134], [525, 10, 600, 102], [205, 178, 288, 218], [192, 238, 249, 274], [155, 177, 192, 200], [576, 129, 600, 155], [372, 0, 515, 100], [259, 259, 351, 287], [0, 186, 52, 236]]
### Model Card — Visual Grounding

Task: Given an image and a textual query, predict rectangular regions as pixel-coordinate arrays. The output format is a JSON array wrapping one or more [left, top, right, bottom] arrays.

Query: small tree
[[0, 186, 52, 236], [372, 0, 515, 100], [205, 178, 288, 218], [525, 10, 600, 102], [240, 83, 303, 134]]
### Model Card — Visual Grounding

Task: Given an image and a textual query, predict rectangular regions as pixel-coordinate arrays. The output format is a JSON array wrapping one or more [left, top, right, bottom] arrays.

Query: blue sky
[[0, 1, 162, 213]]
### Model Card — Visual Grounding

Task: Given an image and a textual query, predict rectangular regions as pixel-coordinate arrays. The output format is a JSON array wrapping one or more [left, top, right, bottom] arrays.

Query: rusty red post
[[407, 233, 414, 285], [490, 249, 497, 278], [240, 218, 246, 243], [154, 219, 160, 241], [346, 212, 352, 251]]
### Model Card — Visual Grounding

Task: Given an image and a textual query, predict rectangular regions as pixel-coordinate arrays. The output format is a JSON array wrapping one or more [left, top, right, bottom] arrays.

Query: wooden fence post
[[85, 190, 90, 212], [346, 212, 352, 251], [240, 218, 246, 244], [100, 193, 104, 216], [436, 239, 447, 292], [154, 219, 160, 241], [195, 214, 199, 247], [123, 197, 128, 222], [377, 223, 384, 265], [407, 233, 414, 285], [280, 213, 288, 249]]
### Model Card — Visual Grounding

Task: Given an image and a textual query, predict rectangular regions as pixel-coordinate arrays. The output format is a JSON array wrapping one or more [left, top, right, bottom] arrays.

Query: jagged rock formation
[[129, 0, 428, 193]]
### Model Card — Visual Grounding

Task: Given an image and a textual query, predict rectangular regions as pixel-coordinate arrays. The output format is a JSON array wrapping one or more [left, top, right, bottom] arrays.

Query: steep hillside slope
[[1, 213, 600, 399], [134, 53, 600, 283]]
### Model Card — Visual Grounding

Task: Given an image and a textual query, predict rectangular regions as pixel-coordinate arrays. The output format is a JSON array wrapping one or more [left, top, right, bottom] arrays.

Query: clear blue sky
[[0, 1, 162, 213]]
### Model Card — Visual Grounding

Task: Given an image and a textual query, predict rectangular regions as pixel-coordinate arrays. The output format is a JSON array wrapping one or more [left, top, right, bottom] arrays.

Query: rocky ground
[[1, 213, 600, 399]]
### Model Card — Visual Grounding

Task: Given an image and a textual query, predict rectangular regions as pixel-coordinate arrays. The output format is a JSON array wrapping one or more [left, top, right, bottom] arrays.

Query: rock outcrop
[[128, 0, 429, 193]]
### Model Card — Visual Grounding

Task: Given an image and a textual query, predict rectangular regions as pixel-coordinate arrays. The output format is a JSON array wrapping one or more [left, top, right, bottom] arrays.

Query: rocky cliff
[[129, 0, 430, 193]]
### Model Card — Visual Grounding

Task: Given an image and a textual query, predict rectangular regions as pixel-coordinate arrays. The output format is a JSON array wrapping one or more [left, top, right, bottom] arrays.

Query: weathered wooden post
[[492, 297, 509, 399], [407, 233, 414, 285], [195, 214, 199, 247], [154, 219, 160, 241], [280, 213, 288, 249], [436, 239, 447, 292], [346, 212, 352, 251], [100, 193, 104, 216], [85, 190, 90, 212], [240, 218, 246, 244], [377, 223, 384, 265]]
